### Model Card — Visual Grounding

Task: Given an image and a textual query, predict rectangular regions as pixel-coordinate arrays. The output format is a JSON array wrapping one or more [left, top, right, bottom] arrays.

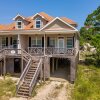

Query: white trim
[[16, 20, 23, 29], [40, 17, 78, 31], [13, 14, 25, 20], [31, 36, 42, 47], [66, 37, 73, 48], [35, 18, 42, 29], [58, 37, 64, 48], [31, 13, 45, 19]]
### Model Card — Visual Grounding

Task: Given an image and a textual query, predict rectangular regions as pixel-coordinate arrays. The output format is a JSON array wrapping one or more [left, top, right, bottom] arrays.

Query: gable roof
[[40, 17, 78, 31], [61, 17, 77, 26], [13, 14, 25, 20], [0, 12, 78, 31]]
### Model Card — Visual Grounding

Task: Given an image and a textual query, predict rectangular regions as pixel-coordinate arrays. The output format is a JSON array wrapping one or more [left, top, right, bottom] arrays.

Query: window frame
[[35, 18, 42, 28], [66, 37, 73, 48], [31, 37, 42, 47], [49, 37, 56, 47], [2, 37, 6, 48], [16, 20, 23, 29]]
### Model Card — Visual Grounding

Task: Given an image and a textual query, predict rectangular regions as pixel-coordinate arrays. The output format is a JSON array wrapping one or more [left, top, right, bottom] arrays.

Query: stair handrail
[[16, 58, 32, 92], [16, 49, 32, 93], [29, 58, 43, 96], [0, 49, 5, 59]]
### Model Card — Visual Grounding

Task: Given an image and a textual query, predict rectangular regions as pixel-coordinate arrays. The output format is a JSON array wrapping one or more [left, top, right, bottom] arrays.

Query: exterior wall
[[45, 34, 74, 47], [28, 34, 74, 48], [74, 34, 79, 55], [34, 15, 48, 28], [44, 19, 74, 31], [15, 17, 29, 29], [6, 58, 14, 74], [0, 35, 18, 48], [20, 35, 28, 50]]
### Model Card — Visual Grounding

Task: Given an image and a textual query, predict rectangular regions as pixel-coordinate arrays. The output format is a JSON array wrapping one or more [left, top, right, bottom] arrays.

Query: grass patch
[[0, 78, 16, 100], [72, 64, 100, 100]]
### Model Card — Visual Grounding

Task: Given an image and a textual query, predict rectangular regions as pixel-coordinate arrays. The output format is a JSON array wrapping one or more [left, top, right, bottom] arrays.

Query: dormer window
[[16, 20, 23, 29], [35, 18, 41, 28]]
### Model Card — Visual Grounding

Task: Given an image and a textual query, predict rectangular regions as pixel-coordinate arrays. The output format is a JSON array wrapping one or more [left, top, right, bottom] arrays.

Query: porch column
[[21, 53, 23, 73], [52, 58, 54, 73], [18, 34, 21, 49], [3, 56, 6, 79], [40, 62, 43, 83], [44, 56, 50, 79], [44, 34, 46, 56], [70, 58, 76, 83], [0, 62, 2, 76], [56, 58, 58, 70]]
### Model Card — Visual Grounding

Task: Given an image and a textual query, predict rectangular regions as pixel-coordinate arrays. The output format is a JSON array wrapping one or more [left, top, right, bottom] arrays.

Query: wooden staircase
[[16, 56, 43, 98], [17, 60, 40, 97], [0, 48, 43, 98]]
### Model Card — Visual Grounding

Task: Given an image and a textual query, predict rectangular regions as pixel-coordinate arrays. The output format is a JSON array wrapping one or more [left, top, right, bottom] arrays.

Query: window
[[2, 37, 6, 48], [37, 38, 42, 47], [49, 38, 55, 47], [67, 37, 73, 48], [16, 21, 22, 29], [12, 37, 18, 48], [35, 18, 41, 28], [31, 37, 42, 47]]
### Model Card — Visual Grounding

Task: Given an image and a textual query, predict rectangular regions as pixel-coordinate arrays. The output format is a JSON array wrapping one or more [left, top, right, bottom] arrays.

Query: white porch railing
[[28, 47, 44, 56], [0, 45, 18, 50], [28, 47, 75, 56]]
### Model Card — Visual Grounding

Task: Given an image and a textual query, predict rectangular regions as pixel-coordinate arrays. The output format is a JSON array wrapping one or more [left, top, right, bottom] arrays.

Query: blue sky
[[0, 0, 100, 29]]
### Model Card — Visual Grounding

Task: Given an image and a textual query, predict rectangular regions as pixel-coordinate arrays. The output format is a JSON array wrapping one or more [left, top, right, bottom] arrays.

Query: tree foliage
[[80, 6, 100, 66]]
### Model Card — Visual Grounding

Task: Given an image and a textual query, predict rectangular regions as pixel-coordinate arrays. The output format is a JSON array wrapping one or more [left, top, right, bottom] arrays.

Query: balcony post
[[44, 34, 46, 56]]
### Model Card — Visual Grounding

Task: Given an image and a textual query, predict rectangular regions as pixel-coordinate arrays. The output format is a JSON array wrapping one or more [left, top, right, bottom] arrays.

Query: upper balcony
[[28, 47, 75, 56]]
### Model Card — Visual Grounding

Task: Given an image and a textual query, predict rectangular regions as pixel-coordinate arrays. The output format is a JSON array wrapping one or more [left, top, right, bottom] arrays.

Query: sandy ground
[[10, 80, 73, 100], [10, 66, 73, 100], [31, 80, 72, 100]]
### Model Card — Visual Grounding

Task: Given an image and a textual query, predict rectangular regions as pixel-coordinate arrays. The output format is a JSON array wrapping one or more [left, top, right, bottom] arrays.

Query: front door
[[58, 37, 64, 53], [14, 58, 21, 73]]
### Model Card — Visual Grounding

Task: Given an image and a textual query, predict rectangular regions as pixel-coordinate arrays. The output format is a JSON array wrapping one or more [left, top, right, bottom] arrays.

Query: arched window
[[35, 18, 41, 28]]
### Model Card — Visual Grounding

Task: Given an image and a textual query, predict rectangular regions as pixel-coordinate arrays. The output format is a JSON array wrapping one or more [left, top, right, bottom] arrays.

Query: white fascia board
[[13, 14, 25, 20], [40, 17, 78, 31], [31, 13, 45, 19]]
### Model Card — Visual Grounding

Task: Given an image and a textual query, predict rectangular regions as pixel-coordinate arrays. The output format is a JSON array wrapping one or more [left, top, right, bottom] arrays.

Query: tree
[[80, 6, 100, 66]]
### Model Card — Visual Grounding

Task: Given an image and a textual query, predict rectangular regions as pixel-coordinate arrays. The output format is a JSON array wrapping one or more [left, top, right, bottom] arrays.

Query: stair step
[[19, 88, 29, 92], [17, 91, 29, 96], [25, 74, 33, 76], [20, 86, 29, 89], [17, 94, 29, 98], [28, 69, 36, 72], [30, 67, 37, 69], [25, 79, 32, 81], [25, 77, 32, 80], [26, 73, 34, 76], [25, 76, 33, 79], [27, 71, 35, 74]]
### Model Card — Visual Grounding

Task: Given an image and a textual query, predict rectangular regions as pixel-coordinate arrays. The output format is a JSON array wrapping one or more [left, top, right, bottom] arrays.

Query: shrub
[[85, 57, 96, 65]]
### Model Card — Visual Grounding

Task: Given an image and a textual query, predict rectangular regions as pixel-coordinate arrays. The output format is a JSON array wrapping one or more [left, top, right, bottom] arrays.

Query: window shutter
[[42, 37, 44, 47], [29, 37, 31, 47], [47, 37, 50, 47], [6, 37, 8, 46], [73, 37, 74, 47]]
